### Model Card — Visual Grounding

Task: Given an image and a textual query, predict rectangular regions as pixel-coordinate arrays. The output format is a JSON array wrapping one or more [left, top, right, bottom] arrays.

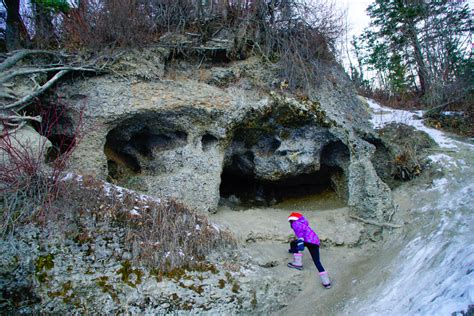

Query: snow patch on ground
[[427, 178, 449, 192], [61, 172, 161, 205], [351, 98, 474, 316], [428, 153, 456, 165], [129, 208, 141, 217], [367, 99, 457, 149]]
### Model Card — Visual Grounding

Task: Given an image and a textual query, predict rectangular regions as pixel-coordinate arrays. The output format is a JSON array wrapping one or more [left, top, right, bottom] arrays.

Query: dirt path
[[210, 202, 382, 315]]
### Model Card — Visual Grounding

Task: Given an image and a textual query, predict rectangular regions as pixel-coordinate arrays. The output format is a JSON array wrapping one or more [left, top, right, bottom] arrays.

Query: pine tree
[[355, 0, 471, 102]]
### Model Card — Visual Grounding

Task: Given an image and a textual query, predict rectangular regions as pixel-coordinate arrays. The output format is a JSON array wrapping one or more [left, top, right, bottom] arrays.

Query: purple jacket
[[290, 216, 320, 246]]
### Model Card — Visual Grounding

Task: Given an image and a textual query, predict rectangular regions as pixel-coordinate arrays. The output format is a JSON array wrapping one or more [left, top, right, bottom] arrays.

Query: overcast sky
[[343, 0, 473, 37], [341, 0, 374, 38]]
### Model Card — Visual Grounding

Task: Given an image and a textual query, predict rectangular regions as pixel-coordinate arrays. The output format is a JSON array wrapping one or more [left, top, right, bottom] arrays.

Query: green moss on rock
[[47, 281, 76, 304], [36, 254, 54, 271], [218, 279, 225, 289], [95, 276, 118, 302], [117, 260, 143, 287], [35, 253, 54, 283]]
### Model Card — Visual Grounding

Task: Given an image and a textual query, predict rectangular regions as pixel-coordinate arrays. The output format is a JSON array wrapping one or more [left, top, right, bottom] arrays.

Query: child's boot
[[287, 253, 303, 270], [319, 271, 331, 288]]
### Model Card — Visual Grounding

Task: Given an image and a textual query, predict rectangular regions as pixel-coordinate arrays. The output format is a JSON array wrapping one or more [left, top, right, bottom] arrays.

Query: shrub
[[59, 0, 344, 89], [0, 100, 84, 236], [0, 126, 53, 234], [63, 0, 157, 49]]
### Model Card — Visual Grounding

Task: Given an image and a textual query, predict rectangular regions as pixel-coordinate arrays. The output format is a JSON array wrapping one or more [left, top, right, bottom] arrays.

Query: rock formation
[[63, 50, 395, 220]]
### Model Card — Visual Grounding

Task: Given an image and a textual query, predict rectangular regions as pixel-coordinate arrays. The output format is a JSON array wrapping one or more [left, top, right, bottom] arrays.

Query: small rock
[[334, 237, 345, 246], [258, 261, 279, 268], [182, 280, 195, 287]]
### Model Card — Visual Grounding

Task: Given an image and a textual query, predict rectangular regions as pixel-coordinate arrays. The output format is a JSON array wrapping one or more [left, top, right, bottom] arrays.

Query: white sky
[[341, 0, 374, 39], [343, 0, 474, 36]]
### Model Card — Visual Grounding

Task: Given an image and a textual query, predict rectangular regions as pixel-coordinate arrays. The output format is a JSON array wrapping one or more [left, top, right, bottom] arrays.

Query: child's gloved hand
[[297, 238, 305, 251]]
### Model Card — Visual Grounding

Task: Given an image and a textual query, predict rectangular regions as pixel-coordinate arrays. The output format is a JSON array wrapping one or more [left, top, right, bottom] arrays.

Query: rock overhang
[[66, 58, 395, 219]]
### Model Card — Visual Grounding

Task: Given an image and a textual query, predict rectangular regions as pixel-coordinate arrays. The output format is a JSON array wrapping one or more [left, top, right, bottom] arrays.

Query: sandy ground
[[210, 199, 388, 315]]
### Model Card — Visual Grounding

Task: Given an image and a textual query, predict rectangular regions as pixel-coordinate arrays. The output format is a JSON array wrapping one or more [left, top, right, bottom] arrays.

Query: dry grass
[[57, 175, 236, 272], [60, 0, 344, 89]]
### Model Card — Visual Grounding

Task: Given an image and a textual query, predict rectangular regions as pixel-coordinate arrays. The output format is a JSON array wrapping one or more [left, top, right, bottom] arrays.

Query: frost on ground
[[367, 99, 459, 149], [347, 99, 474, 315]]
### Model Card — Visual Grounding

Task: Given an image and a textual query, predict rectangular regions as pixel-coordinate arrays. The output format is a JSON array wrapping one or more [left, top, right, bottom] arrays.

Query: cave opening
[[219, 137, 350, 207], [219, 164, 343, 206], [104, 120, 188, 182]]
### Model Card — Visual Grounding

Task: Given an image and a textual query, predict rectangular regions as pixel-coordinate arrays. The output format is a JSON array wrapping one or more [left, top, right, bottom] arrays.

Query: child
[[287, 212, 331, 289]]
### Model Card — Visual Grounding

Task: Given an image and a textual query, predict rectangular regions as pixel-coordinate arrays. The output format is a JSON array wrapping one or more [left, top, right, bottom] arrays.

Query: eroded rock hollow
[[220, 110, 350, 206], [65, 54, 394, 220]]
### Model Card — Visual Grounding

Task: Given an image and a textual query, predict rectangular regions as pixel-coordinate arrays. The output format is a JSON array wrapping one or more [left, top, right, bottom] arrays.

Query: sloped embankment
[[0, 175, 298, 314]]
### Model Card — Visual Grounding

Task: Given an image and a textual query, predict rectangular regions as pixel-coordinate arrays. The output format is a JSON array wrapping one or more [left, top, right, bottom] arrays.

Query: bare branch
[[350, 215, 402, 228], [0, 90, 17, 100], [0, 121, 27, 135], [425, 98, 464, 117], [0, 114, 42, 122], [0, 50, 57, 73], [1, 70, 69, 111], [0, 66, 98, 84]]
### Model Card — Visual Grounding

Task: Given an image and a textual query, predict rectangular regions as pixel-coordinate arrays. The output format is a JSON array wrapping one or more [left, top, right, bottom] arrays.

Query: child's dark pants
[[289, 240, 326, 272]]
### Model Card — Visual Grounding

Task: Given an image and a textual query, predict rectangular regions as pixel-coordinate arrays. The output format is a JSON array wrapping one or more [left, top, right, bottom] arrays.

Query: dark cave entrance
[[219, 164, 344, 206], [220, 140, 350, 206]]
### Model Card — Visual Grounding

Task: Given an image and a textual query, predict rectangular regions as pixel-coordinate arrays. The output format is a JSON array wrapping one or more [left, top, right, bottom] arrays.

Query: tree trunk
[[33, 3, 56, 48], [219, 0, 228, 22], [5, 0, 29, 51], [406, 21, 429, 95], [412, 35, 428, 95]]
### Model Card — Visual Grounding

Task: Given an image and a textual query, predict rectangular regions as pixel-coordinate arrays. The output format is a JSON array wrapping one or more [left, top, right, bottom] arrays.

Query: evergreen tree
[[355, 0, 471, 102]]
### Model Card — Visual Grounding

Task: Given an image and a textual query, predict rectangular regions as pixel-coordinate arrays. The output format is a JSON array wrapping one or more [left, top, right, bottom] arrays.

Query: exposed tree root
[[350, 215, 402, 228], [0, 66, 97, 84], [0, 49, 100, 129], [0, 50, 57, 72]]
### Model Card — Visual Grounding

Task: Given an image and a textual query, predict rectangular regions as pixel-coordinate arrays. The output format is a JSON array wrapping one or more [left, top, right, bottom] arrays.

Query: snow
[[428, 153, 456, 165], [442, 111, 464, 116], [211, 223, 221, 232], [354, 98, 474, 316], [129, 209, 140, 216], [367, 99, 458, 149], [427, 178, 449, 192], [356, 175, 474, 315], [61, 172, 76, 181], [61, 173, 162, 205]]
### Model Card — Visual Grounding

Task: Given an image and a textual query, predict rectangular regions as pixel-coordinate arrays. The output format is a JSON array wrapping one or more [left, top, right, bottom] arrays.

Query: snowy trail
[[345, 100, 474, 315], [368, 99, 473, 149]]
